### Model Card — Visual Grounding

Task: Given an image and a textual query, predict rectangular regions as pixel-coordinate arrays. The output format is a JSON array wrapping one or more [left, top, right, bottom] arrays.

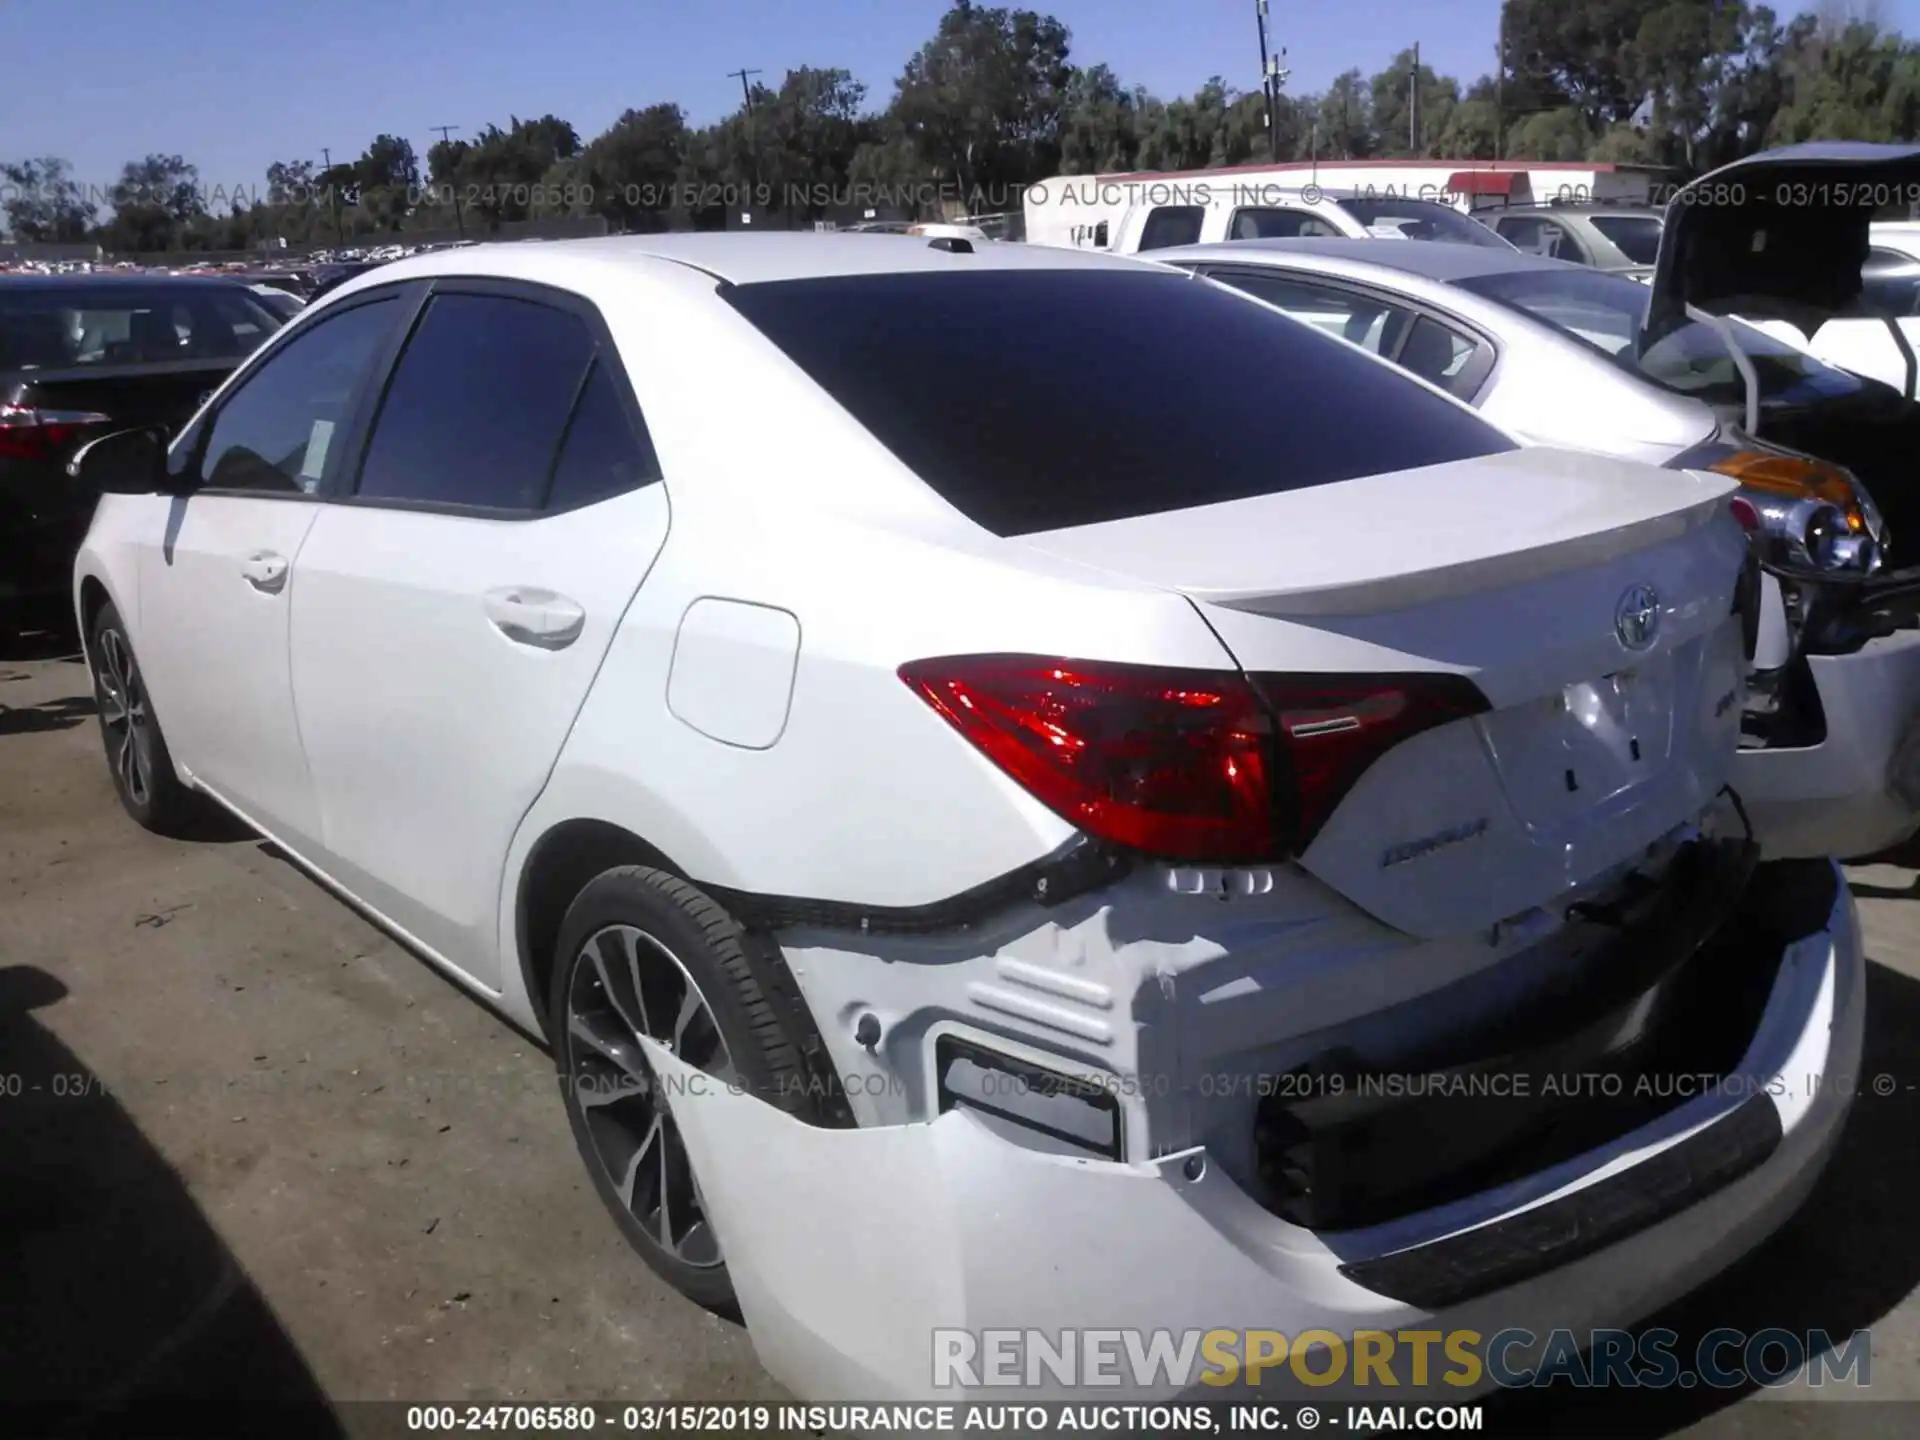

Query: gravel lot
[[4, 625, 1918, 1438]]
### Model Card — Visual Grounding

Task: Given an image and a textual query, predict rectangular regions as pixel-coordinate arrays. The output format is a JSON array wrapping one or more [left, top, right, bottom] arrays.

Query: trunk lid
[[10, 358, 238, 437], [1648, 142, 1920, 339], [1021, 447, 1751, 938]]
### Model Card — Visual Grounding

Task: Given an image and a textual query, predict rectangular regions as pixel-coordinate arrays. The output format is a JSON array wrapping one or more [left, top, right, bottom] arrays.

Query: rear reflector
[[900, 655, 1488, 863]]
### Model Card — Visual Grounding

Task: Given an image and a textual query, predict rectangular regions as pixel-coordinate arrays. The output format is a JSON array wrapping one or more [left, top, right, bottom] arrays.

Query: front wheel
[[549, 866, 810, 1314], [88, 601, 203, 835]]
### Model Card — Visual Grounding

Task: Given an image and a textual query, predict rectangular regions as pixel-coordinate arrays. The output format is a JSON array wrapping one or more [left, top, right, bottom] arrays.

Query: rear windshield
[[0, 284, 280, 371], [720, 269, 1513, 536], [1337, 198, 1513, 249], [1454, 266, 1870, 410], [1589, 214, 1663, 265]]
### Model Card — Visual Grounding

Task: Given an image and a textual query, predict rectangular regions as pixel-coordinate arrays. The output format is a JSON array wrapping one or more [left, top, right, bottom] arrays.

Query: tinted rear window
[[720, 270, 1513, 536], [0, 284, 279, 371]]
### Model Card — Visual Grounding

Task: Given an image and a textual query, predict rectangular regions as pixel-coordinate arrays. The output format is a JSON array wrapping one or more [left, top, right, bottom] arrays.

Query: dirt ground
[[4, 623, 1919, 1439]]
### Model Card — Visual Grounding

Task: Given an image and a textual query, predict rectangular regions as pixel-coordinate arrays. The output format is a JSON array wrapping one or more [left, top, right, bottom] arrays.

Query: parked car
[[2, 275, 281, 628], [1478, 200, 1663, 275], [1150, 234, 1920, 862], [248, 284, 307, 321], [70, 233, 1856, 1405], [307, 261, 382, 302], [1043, 184, 1520, 255]]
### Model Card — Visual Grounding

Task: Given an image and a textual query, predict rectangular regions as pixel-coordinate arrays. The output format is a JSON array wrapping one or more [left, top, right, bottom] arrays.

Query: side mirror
[[66, 426, 174, 496]]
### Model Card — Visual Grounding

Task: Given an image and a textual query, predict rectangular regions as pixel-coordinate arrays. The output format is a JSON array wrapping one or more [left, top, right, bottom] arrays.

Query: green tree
[[102, 154, 204, 252], [1370, 48, 1466, 158], [1, 156, 96, 241], [758, 67, 873, 221], [354, 133, 420, 231], [1311, 70, 1379, 159], [889, 0, 1074, 205], [1057, 64, 1142, 173], [575, 103, 690, 231]]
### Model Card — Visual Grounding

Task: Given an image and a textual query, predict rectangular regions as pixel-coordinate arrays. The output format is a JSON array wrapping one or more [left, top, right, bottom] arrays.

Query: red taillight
[[900, 655, 1488, 863], [0, 403, 113, 460], [1727, 495, 1762, 534]]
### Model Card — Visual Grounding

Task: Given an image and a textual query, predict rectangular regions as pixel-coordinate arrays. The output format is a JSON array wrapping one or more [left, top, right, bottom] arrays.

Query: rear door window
[[1136, 206, 1205, 251], [1204, 270, 1414, 354], [721, 269, 1512, 536], [1207, 270, 1490, 399], [544, 359, 664, 513], [1397, 316, 1482, 392], [354, 292, 595, 512]]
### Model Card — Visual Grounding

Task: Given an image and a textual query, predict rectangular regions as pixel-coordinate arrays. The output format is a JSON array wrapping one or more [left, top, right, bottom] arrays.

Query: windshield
[[1454, 266, 1870, 409], [1337, 198, 1513, 249], [1589, 214, 1664, 265], [0, 284, 281, 371]]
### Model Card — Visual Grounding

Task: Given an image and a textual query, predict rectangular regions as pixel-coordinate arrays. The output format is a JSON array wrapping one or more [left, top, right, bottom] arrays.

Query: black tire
[[88, 601, 203, 835], [549, 866, 810, 1314]]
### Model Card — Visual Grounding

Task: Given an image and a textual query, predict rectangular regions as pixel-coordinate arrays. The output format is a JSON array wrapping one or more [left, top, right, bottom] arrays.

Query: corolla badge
[[1614, 584, 1661, 652]]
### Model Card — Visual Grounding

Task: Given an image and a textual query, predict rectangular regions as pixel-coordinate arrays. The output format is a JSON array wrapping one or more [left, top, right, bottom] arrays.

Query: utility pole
[[1411, 42, 1420, 154], [728, 67, 763, 224], [1495, 12, 1506, 162], [430, 124, 466, 237], [1254, 1, 1287, 164], [320, 146, 345, 245]]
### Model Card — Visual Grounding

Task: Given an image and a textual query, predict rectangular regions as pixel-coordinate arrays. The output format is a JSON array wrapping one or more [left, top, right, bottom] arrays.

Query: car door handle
[[241, 551, 290, 594], [483, 587, 586, 651]]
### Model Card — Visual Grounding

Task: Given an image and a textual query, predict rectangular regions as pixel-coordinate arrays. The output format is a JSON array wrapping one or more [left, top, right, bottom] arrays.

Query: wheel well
[[516, 820, 684, 1043], [78, 577, 110, 647]]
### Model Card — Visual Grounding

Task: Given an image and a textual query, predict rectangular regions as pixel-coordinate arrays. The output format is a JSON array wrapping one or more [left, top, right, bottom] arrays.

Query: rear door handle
[[242, 551, 289, 594], [483, 587, 586, 651]]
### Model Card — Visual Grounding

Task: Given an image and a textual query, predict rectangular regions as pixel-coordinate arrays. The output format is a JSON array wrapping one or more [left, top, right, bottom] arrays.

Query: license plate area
[[1477, 650, 1680, 831]]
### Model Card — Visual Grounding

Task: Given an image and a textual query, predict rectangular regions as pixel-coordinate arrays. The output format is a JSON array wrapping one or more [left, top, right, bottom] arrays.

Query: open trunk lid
[[1022, 447, 1752, 938], [1647, 142, 1920, 372]]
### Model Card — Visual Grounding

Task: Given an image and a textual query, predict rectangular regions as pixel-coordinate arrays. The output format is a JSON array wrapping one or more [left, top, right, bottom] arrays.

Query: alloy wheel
[[95, 628, 153, 809], [564, 924, 731, 1267]]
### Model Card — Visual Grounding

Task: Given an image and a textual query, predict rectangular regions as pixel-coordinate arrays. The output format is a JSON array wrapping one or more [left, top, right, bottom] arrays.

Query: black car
[[307, 261, 383, 302], [1, 275, 283, 627]]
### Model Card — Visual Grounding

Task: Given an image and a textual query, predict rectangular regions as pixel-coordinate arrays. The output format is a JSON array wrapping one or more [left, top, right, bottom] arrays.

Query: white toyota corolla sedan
[[67, 233, 1860, 1403]]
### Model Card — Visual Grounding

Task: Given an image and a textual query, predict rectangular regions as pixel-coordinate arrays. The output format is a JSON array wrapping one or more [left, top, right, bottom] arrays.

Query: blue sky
[[3, 0, 1917, 198]]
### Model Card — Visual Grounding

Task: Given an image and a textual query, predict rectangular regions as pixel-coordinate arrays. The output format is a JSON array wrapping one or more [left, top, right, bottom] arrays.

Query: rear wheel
[[88, 601, 203, 834], [549, 866, 808, 1314]]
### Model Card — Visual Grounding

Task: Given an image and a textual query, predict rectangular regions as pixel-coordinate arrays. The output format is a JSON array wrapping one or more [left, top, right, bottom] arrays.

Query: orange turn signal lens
[[1707, 451, 1866, 533]]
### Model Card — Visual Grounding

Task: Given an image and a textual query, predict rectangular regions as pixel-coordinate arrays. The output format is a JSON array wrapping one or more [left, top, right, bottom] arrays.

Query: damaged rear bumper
[[1739, 626, 1920, 859], [644, 859, 1862, 1404]]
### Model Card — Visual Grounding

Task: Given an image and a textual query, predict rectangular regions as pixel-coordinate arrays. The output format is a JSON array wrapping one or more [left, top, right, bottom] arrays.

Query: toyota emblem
[[1615, 584, 1661, 651]]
